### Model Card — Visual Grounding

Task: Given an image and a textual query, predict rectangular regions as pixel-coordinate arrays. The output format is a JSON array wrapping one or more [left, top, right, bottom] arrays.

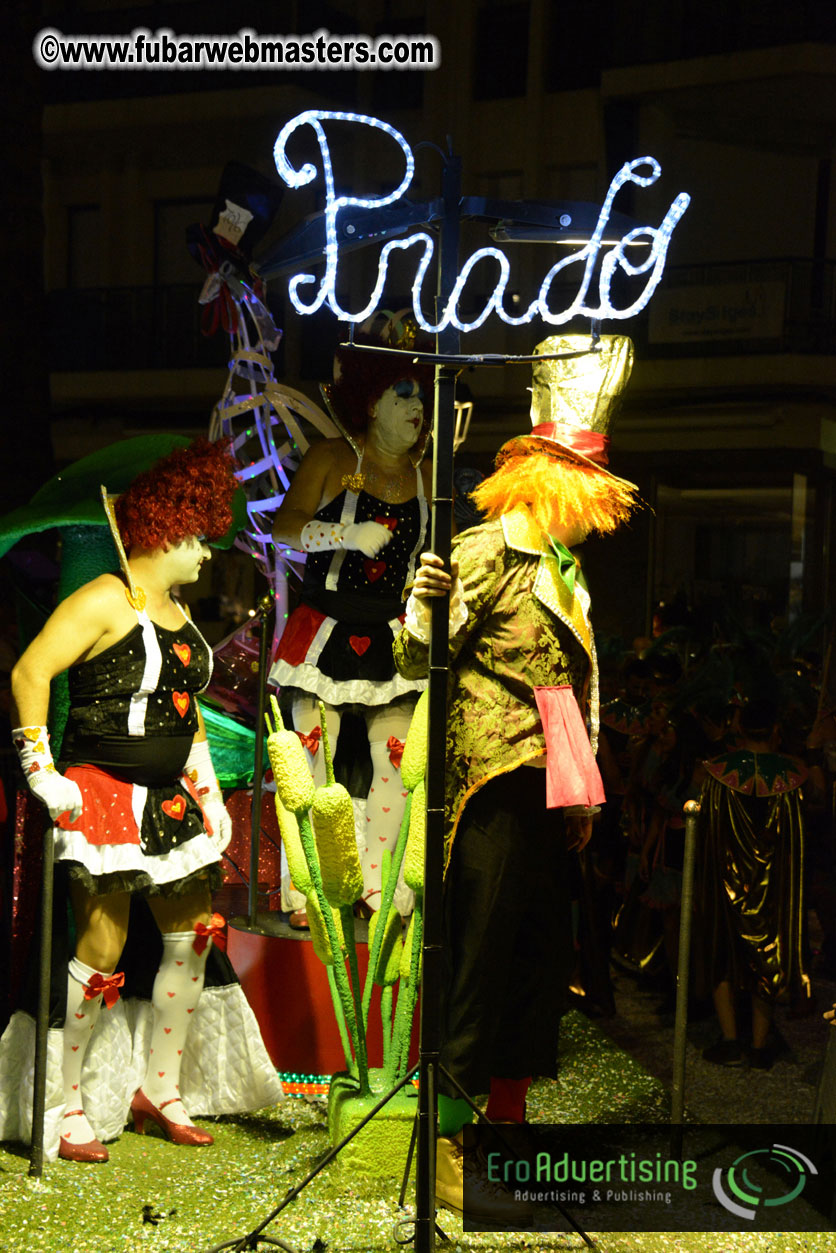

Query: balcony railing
[[47, 260, 836, 374]]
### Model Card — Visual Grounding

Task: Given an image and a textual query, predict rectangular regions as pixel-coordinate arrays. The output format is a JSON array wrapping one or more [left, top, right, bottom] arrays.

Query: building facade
[[26, 0, 836, 647]]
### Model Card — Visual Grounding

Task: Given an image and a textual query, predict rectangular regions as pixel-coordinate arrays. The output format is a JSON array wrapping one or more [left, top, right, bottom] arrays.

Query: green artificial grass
[[0, 1012, 830, 1253]]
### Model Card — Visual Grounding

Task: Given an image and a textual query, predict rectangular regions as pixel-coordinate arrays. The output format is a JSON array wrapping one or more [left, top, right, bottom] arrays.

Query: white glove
[[13, 725, 83, 823], [300, 519, 393, 558], [185, 738, 232, 853]]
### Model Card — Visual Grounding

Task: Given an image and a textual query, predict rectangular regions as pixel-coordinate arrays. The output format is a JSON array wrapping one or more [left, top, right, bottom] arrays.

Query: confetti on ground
[[0, 1012, 831, 1252]]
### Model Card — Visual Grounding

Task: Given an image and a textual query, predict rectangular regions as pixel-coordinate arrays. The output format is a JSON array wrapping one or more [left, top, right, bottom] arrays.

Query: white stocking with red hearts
[[361, 735, 411, 913], [61, 957, 106, 1147], [141, 931, 209, 1127]]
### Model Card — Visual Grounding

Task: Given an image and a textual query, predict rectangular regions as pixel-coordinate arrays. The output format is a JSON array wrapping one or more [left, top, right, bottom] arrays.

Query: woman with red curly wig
[[2, 438, 282, 1163]]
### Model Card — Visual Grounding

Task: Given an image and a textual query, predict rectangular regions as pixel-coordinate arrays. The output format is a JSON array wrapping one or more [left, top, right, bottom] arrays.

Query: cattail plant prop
[[389, 777, 426, 1082], [266, 695, 370, 1094], [313, 700, 370, 1091], [366, 856, 404, 1077], [266, 689, 429, 1099], [399, 689, 428, 792], [362, 693, 427, 1084], [393, 909, 423, 1082], [360, 791, 412, 1033]]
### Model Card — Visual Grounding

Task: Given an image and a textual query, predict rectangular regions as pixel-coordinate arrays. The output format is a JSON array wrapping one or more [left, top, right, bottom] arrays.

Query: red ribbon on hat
[[193, 913, 228, 956], [296, 726, 322, 755], [530, 422, 610, 465], [84, 971, 125, 1010], [387, 736, 405, 769]]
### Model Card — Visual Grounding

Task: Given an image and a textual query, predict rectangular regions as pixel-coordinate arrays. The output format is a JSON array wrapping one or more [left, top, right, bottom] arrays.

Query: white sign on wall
[[648, 282, 786, 344]]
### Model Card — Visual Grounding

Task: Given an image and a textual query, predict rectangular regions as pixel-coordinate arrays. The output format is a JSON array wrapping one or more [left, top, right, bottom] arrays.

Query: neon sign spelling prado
[[273, 110, 690, 333]]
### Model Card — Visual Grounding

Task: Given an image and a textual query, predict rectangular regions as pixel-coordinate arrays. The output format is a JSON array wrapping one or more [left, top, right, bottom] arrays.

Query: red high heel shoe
[[130, 1089, 214, 1146], [58, 1109, 109, 1163]]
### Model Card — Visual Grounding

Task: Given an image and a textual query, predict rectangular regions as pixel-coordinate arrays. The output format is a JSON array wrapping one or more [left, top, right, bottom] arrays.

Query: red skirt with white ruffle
[[54, 763, 219, 892]]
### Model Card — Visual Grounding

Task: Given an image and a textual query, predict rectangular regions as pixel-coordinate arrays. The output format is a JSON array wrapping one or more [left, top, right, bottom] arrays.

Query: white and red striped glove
[[300, 519, 392, 558], [13, 725, 83, 823], [185, 738, 232, 853]]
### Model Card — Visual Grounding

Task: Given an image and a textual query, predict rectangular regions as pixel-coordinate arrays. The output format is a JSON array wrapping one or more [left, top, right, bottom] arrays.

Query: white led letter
[[273, 113, 691, 333], [273, 110, 418, 321]]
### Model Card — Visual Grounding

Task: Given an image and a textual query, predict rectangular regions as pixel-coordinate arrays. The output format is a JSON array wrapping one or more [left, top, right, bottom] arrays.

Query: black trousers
[[438, 766, 573, 1099]]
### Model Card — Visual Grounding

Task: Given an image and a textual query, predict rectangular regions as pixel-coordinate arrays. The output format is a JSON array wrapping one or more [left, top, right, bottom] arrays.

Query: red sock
[[486, 1076, 531, 1123]]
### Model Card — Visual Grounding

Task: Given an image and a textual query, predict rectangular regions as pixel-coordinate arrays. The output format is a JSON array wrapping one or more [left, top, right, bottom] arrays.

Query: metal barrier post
[[28, 823, 55, 1178], [670, 798, 700, 1159]]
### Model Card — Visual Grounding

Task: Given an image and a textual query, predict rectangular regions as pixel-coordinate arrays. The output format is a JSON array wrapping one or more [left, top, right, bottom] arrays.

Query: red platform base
[[227, 923, 420, 1076]]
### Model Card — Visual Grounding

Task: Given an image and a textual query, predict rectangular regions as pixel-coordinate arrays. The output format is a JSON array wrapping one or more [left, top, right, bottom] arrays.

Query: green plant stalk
[[318, 701, 370, 1092], [361, 791, 412, 1030], [318, 698, 336, 787], [326, 965, 353, 1072], [297, 811, 369, 1092], [380, 984, 394, 1073], [340, 903, 371, 1095], [391, 895, 424, 1085]]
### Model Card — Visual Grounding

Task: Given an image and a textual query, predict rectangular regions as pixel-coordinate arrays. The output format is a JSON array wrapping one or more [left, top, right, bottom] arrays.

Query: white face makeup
[[164, 535, 211, 585], [369, 378, 425, 455]]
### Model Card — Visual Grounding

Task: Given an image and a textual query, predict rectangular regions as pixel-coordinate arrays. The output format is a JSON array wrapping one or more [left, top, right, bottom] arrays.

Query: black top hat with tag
[[187, 161, 284, 279]]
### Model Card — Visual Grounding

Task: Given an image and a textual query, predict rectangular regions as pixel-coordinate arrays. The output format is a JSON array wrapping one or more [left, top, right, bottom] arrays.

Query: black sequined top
[[300, 488, 425, 624], [61, 615, 211, 783]]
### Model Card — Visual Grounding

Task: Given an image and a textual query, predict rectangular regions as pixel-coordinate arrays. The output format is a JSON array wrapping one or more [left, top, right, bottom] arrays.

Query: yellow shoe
[[435, 1132, 466, 1216], [435, 1131, 534, 1228]]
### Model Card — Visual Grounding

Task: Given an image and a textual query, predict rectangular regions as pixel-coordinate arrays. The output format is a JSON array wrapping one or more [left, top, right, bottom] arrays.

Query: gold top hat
[[495, 334, 637, 488], [530, 334, 634, 434]]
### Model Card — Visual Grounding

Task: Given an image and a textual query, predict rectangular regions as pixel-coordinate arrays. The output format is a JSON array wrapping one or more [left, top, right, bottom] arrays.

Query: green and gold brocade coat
[[392, 509, 597, 876]]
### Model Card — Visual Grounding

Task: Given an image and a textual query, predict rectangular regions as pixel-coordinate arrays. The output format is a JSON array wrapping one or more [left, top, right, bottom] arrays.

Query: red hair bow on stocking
[[84, 970, 125, 1009], [387, 736, 405, 769], [296, 726, 322, 755], [193, 913, 228, 956]]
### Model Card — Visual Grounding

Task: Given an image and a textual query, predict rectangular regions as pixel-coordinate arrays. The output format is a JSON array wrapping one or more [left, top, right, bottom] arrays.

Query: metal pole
[[670, 798, 700, 1159], [414, 150, 461, 1253], [248, 593, 275, 928], [29, 821, 55, 1178]]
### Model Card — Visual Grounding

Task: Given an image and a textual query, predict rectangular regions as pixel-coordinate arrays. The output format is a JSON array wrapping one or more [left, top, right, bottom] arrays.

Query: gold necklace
[[342, 458, 415, 501]]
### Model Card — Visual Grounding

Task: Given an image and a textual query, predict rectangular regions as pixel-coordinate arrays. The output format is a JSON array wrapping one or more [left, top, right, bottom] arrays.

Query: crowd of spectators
[[578, 603, 834, 1069]]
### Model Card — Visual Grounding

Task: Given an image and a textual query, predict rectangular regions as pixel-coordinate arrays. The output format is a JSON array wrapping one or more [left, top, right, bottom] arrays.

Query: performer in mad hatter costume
[[394, 335, 640, 1220]]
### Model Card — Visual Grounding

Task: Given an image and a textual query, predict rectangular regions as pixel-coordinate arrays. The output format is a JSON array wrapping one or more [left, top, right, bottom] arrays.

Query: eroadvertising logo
[[712, 1142, 817, 1220], [487, 1144, 698, 1201], [461, 1124, 834, 1233]]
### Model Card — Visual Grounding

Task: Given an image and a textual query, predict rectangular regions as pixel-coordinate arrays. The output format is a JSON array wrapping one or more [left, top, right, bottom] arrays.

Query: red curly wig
[[328, 333, 435, 434], [471, 446, 639, 537], [116, 438, 238, 551]]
